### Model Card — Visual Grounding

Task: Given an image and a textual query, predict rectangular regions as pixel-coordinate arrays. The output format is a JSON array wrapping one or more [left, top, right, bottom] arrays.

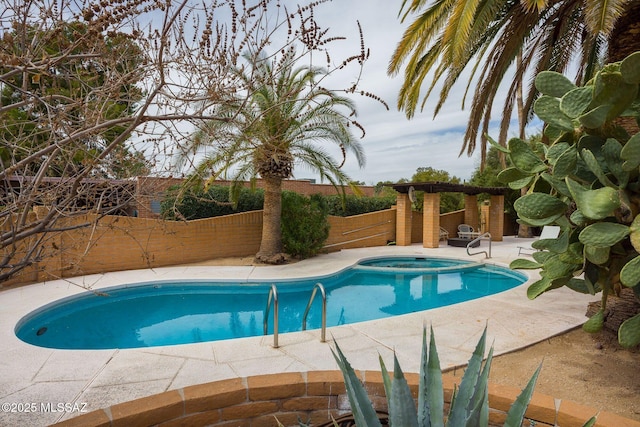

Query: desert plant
[[497, 51, 640, 348], [330, 327, 590, 427]]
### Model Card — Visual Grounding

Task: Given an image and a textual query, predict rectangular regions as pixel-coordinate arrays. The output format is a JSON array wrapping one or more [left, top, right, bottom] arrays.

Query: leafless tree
[[0, 0, 381, 282]]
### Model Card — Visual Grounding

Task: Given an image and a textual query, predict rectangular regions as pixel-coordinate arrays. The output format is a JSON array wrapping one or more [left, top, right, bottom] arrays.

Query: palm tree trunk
[[256, 175, 284, 263], [516, 50, 532, 238]]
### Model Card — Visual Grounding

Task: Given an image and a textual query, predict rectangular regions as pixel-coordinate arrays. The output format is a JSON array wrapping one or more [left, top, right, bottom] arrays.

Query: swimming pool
[[15, 257, 526, 349]]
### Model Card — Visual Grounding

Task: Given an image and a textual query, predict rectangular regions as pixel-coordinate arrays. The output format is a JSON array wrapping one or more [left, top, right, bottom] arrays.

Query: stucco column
[[396, 193, 412, 246], [423, 193, 440, 248], [489, 195, 504, 241], [464, 194, 479, 230]]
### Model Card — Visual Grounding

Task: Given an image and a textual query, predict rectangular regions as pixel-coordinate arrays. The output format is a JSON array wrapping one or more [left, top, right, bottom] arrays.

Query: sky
[[149, 0, 540, 186], [285, 0, 536, 185]]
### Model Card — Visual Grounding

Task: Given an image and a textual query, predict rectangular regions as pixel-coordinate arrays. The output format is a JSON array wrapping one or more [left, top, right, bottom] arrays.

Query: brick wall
[[52, 370, 639, 427]]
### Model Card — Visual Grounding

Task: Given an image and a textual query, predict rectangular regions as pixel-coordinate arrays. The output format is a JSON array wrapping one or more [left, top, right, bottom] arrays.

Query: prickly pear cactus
[[498, 51, 640, 348]]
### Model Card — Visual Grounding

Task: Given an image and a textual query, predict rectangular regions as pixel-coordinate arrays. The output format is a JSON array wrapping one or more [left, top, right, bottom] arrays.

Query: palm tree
[[389, 0, 640, 166], [181, 50, 365, 263]]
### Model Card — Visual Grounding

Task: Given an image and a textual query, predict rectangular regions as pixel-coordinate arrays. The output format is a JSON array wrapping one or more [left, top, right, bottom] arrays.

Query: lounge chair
[[457, 224, 479, 239], [439, 227, 449, 241], [517, 225, 561, 255]]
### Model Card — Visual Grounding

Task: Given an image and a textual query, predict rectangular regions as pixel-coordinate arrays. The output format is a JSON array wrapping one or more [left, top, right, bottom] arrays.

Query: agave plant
[[330, 327, 591, 427], [495, 51, 640, 348]]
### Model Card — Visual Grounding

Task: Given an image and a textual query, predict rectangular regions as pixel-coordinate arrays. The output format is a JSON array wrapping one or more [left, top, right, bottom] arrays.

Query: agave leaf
[[503, 364, 542, 427], [620, 256, 640, 288], [619, 314, 640, 348], [379, 355, 393, 407], [447, 328, 487, 426], [331, 343, 383, 427], [419, 326, 444, 427], [389, 355, 419, 427], [583, 309, 604, 333], [465, 346, 492, 427], [582, 416, 598, 427], [509, 259, 542, 269]]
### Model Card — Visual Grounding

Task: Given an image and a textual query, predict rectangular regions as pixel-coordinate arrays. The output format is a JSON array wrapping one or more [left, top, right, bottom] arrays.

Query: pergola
[[390, 181, 508, 248]]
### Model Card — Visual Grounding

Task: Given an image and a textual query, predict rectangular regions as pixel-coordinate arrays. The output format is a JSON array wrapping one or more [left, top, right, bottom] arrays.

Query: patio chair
[[457, 224, 476, 239], [439, 227, 449, 241], [517, 225, 561, 255]]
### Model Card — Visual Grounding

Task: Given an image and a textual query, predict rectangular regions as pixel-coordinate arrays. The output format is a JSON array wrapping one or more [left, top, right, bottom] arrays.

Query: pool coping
[[0, 238, 598, 426]]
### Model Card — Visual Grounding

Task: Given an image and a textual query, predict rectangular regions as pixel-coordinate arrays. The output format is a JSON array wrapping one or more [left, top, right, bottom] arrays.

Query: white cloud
[[287, 0, 492, 184]]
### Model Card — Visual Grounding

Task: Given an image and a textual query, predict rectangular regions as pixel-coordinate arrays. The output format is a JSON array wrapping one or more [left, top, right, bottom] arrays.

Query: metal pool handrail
[[467, 232, 492, 258], [263, 284, 279, 348], [302, 283, 327, 343]]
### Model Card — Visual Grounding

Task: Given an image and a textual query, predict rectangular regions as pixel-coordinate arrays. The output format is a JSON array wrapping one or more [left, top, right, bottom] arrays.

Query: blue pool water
[[15, 257, 526, 349]]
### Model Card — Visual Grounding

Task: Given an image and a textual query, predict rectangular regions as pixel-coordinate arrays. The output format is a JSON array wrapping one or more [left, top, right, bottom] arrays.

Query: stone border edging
[[51, 370, 640, 427]]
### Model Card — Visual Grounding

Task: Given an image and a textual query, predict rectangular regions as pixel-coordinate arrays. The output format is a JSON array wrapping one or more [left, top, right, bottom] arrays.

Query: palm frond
[[584, 0, 628, 35]]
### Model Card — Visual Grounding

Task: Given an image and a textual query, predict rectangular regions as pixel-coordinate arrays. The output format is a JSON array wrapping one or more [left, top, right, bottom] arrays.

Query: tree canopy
[[389, 0, 640, 166], [178, 49, 368, 262]]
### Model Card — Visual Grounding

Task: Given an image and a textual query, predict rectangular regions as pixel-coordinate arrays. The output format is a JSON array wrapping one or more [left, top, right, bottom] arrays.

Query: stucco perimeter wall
[[52, 370, 640, 427], [325, 209, 396, 251], [1, 209, 396, 288], [1, 211, 263, 287], [58, 212, 264, 278]]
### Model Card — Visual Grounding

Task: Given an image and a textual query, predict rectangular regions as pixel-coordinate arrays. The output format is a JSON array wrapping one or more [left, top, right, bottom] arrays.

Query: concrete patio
[[0, 237, 596, 426]]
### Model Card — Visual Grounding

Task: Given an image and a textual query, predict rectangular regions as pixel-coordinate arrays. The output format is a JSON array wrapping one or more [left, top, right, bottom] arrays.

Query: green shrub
[[322, 193, 396, 216], [160, 185, 264, 220], [281, 191, 330, 259]]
